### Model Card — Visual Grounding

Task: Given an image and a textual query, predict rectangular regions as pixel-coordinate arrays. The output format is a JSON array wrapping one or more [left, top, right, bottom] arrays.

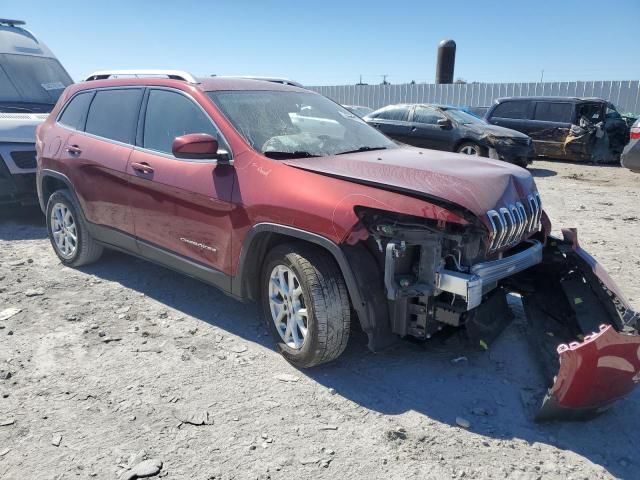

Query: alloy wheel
[[268, 264, 308, 349], [50, 203, 78, 258], [460, 145, 480, 155]]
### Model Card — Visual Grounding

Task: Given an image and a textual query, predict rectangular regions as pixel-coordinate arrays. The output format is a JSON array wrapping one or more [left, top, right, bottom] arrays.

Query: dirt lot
[[0, 160, 639, 480]]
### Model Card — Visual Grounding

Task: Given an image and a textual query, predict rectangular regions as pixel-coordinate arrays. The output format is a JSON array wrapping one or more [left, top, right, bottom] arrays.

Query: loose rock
[[126, 458, 163, 479], [24, 288, 44, 297], [0, 307, 21, 321], [174, 410, 214, 425], [455, 417, 471, 429], [275, 373, 299, 383], [51, 434, 62, 446]]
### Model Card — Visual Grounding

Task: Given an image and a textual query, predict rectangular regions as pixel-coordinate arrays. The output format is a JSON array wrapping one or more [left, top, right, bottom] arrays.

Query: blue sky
[[7, 0, 640, 85]]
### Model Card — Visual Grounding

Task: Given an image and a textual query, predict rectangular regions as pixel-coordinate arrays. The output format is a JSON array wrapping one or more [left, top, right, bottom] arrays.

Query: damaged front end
[[350, 204, 640, 421], [484, 134, 534, 168]]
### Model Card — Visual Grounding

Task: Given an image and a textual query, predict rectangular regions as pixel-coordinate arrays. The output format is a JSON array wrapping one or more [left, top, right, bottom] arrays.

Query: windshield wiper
[[336, 146, 388, 155], [263, 151, 321, 159]]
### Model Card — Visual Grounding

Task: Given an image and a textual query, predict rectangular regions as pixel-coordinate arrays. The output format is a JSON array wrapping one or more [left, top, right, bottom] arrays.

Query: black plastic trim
[[233, 223, 372, 334]]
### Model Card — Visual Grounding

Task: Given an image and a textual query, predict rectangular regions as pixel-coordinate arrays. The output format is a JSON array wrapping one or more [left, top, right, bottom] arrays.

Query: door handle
[[411, 127, 417, 132], [65, 145, 82, 155], [131, 162, 154, 174]]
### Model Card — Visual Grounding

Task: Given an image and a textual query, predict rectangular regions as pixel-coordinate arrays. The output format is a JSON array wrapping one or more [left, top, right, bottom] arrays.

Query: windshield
[[207, 91, 396, 157], [0, 54, 73, 112], [445, 108, 486, 125]]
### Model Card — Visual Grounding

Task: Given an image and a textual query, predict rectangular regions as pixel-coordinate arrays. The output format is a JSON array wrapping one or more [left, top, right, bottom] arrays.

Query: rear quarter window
[[491, 101, 529, 119], [533, 102, 573, 123], [58, 92, 94, 130], [85, 89, 143, 144]]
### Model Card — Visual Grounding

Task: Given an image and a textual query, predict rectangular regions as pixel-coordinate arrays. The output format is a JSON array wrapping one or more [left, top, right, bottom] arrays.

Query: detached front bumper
[[517, 229, 640, 421]]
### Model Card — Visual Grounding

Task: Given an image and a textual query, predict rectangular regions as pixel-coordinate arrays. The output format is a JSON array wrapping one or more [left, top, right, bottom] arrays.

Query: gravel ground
[[0, 160, 638, 480]]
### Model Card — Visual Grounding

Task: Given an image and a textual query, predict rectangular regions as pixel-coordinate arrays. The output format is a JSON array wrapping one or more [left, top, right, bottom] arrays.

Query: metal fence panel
[[309, 80, 640, 114]]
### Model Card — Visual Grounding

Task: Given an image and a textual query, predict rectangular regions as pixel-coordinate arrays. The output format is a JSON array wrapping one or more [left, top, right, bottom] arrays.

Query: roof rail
[[84, 69, 198, 84], [0, 18, 26, 26]]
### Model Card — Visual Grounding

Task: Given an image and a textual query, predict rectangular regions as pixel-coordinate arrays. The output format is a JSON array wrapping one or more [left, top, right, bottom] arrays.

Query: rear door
[[406, 105, 453, 150], [528, 101, 574, 157], [127, 88, 236, 279], [61, 88, 143, 237], [486, 99, 532, 134], [366, 105, 413, 144]]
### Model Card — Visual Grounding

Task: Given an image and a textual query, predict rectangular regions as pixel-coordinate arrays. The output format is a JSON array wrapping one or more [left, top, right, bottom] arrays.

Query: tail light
[[631, 127, 640, 140]]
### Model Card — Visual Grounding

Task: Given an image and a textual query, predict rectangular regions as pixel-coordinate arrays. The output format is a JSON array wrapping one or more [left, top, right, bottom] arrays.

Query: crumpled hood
[[466, 122, 531, 141], [0, 113, 48, 143], [283, 146, 537, 221]]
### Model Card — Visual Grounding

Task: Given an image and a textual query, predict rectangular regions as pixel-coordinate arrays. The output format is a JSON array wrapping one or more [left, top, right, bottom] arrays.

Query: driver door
[[127, 88, 236, 280], [407, 106, 453, 151]]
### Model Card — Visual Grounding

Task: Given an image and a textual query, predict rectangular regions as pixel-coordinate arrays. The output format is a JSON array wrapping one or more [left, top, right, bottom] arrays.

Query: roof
[[495, 96, 607, 103], [0, 24, 56, 57]]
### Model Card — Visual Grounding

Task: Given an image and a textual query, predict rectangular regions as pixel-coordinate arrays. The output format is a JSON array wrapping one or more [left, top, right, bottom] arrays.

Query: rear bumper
[[621, 140, 640, 172]]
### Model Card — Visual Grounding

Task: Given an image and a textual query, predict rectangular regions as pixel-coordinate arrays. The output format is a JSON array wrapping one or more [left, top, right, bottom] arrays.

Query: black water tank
[[436, 39, 456, 84]]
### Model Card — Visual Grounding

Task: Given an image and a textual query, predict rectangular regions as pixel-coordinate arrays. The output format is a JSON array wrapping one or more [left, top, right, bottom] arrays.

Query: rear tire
[[46, 190, 103, 267], [261, 243, 350, 368]]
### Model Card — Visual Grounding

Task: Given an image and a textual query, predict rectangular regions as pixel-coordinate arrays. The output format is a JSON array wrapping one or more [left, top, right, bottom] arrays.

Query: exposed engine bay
[[349, 207, 640, 421]]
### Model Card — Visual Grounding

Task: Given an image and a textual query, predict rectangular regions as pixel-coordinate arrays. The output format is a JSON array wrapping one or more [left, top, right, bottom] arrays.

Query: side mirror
[[437, 118, 452, 129], [172, 133, 231, 163]]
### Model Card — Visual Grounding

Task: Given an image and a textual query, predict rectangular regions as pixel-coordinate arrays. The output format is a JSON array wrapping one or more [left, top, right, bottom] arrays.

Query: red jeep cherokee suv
[[36, 70, 640, 421]]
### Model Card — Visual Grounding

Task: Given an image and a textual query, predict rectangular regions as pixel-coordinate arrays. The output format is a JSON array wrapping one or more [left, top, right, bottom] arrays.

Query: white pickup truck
[[0, 18, 72, 206]]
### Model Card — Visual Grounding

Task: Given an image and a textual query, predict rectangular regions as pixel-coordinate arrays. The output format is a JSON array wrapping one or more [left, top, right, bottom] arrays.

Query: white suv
[[0, 18, 72, 206]]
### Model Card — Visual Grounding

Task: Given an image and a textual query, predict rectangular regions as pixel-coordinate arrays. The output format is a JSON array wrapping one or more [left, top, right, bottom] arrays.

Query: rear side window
[[85, 89, 143, 144], [412, 106, 444, 125], [372, 106, 410, 121], [58, 92, 93, 130], [491, 101, 529, 119], [533, 102, 573, 123], [143, 89, 217, 155]]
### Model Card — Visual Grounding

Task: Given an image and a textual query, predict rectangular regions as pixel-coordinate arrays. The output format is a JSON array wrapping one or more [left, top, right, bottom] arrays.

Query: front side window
[[491, 101, 529, 119], [207, 90, 396, 158], [412, 106, 444, 125], [143, 89, 217, 155], [85, 89, 143, 144], [533, 102, 573, 123], [58, 92, 94, 131], [0, 54, 73, 112]]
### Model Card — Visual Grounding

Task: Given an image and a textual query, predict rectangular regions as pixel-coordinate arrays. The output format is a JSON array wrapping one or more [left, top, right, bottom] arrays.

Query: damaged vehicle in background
[[485, 96, 630, 163], [621, 119, 640, 173], [0, 18, 73, 207], [342, 105, 374, 118], [364, 104, 534, 168], [36, 71, 640, 422]]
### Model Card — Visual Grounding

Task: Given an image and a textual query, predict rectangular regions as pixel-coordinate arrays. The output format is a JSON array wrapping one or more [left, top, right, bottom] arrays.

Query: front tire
[[261, 243, 350, 368], [46, 190, 103, 267], [457, 142, 484, 156]]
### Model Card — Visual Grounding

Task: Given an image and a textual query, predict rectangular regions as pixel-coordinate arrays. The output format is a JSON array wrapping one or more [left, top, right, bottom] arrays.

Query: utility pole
[[540, 69, 544, 83]]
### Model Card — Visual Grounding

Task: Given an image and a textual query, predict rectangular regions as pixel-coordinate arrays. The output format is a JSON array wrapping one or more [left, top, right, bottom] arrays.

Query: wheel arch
[[233, 223, 395, 352], [38, 170, 83, 216], [233, 224, 358, 302]]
